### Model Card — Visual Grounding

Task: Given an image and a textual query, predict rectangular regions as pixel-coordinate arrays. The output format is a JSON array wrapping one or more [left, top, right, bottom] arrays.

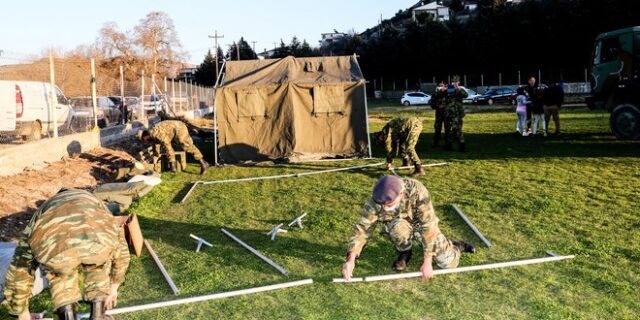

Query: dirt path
[[0, 147, 137, 241]]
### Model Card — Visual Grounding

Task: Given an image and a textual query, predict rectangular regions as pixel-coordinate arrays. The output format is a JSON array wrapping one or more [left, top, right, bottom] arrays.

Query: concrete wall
[[0, 131, 101, 176]]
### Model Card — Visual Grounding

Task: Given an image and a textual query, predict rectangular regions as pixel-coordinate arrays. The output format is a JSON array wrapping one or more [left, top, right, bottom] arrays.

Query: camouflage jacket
[[347, 178, 441, 258], [435, 87, 468, 114], [381, 117, 421, 153], [3, 189, 130, 315], [149, 120, 187, 156]]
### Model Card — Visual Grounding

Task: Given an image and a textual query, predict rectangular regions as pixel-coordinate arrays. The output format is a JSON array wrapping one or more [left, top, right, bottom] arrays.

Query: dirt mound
[[0, 147, 136, 241]]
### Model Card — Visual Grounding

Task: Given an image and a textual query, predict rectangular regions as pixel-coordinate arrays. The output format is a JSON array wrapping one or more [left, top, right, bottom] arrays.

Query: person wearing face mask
[[342, 176, 475, 281]]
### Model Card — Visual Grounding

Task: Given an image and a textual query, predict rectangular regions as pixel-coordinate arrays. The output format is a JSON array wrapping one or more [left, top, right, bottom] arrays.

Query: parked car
[[142, 94, 168, 115], [0, 80, 74, 141], [461, 86, 481, 104], [401, 92, 432, 106], [473, 87, 517, 105], [70, 96, 122, 128]]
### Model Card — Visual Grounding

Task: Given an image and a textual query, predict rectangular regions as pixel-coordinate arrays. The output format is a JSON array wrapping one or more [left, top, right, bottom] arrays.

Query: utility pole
[[208, 30, 224, 84], [251, 41, 257, 58]]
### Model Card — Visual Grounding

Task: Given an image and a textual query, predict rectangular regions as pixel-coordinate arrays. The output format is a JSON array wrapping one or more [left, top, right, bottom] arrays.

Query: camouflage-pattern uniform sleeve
[[3, 214, 39, 315], [408, 180, 440, 258], [347, 199, 379, 257], [456, 87, 469, 99], [149, 123, 174, 158], [110, 229, 130, 285], [383, 120, 397, 163]]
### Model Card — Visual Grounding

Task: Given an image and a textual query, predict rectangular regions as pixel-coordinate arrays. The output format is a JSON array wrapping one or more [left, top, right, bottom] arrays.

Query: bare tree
[[133, 11, 185, 78]]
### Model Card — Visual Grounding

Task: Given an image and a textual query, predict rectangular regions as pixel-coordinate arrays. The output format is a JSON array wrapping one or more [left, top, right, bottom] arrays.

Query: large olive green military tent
[[213, 55, 371, 163]]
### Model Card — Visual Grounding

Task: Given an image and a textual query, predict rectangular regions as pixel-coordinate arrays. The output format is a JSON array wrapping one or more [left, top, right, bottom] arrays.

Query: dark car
[[474, 87, 517, 105], [70, 96, 122, 128]]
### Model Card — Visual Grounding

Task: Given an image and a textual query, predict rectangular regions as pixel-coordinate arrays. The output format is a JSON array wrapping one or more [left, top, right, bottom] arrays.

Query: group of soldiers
[[2, 94, 475, 318], [375, 75, 468, 177]]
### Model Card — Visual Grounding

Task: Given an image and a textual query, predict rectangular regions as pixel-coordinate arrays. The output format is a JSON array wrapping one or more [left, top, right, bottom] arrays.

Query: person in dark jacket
[[524, 76, 542, 135]]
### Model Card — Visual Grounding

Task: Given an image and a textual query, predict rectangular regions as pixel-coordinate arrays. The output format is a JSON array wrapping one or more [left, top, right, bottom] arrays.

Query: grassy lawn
[[8, 108, 640, 319]]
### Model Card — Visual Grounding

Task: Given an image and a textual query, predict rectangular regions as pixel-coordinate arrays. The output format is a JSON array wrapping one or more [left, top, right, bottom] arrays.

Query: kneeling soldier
[[375, 117, 425, 177], [342, 175, 475, 281], [3, 189, 130, 320]]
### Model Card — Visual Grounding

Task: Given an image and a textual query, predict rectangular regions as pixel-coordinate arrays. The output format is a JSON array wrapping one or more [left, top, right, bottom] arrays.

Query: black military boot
[[392, 249, 413, 272], [169, 161, 178, 172], [401, 159, 409, 167], [410, 163, 426, 177], [55, 304, 76, 320], [199, 159, 210, 175], [459, 142, 466, 153], [452, 240, 476, 253], [90, 299, 113, 320]]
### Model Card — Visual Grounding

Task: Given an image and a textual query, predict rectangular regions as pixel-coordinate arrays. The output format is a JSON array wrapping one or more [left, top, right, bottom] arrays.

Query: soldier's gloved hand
[[105, 283, 120, 309], [420, 256, 434, 280], [342, 252, 356, 281]]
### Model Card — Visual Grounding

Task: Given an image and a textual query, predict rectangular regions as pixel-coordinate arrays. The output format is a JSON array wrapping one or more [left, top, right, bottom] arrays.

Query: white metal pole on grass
[[394, 162, 447, 170], [198, 162, 385, 185], [180, 181, 200, 204], [221, 228, 289, 275], [91, 59, 98, 128], [451, 204, 492, 249], [77, 279, 313, 318], [49, 51, 58, 137], [333, 255, 575, 283], [144, 240, 180, 295]]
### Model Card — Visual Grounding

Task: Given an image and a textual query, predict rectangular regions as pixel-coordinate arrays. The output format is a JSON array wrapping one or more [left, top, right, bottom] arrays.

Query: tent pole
[[363, 82, 373, 159], [197, 162, 385, 185], [451, 204, 492, 249], [77, 279, 313, 318], [144, 240, 180, 295], [213, 59, 226, 166], [221, 228, 289, 275], [333, 255, 575, 283]]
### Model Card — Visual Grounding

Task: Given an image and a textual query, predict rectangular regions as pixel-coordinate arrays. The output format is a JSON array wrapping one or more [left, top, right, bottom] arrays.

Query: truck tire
[[22, 121, 42, 141], [610, 104, 640, 140]]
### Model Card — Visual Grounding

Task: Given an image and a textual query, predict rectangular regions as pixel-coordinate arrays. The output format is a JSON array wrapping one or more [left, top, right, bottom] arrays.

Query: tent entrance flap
[[215, 56, 369, 163]]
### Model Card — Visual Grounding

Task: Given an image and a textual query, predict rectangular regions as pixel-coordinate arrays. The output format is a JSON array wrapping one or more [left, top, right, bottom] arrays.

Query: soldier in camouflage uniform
[[432, 81, 447, 147], [3, 189, 130, 320], [138, 120, 209, 174], [342, 176, 475, 281], [435, 76, 468, 152], [375, 117, 425, 177]]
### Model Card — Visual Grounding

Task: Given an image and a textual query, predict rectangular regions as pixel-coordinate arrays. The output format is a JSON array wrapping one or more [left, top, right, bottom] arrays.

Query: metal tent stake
[[190, 234, 213, 252], [144, 240, 180, 295], [287, 212, 307, 229], [221, 228, 289, 275], [333, 254, 575, 283], [451, 204, 492, 249]]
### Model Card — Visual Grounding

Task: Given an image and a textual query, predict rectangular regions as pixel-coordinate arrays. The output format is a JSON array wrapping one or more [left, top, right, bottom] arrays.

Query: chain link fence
[[0, 52, 215, 148]]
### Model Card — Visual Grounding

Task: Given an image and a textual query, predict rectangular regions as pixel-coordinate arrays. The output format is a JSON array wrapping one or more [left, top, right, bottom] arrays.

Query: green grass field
[[8, 107, 640, 319]]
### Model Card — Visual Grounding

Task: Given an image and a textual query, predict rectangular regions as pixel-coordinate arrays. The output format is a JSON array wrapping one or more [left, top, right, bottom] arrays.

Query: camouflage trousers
[[165, 126, 204, 163], [383, 218, 460, 269], [444, 107, 465, 145], [433, 107, 445, 142], [389, 122, 422, 165], [43, 262, 112, 310]]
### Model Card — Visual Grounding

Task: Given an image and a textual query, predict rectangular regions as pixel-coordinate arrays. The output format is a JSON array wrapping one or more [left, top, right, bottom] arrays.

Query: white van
[[0, 80, 74, 141]]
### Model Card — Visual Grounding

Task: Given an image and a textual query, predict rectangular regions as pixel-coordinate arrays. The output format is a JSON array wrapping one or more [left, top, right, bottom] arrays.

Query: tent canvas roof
[[221, 55, 364, 88]]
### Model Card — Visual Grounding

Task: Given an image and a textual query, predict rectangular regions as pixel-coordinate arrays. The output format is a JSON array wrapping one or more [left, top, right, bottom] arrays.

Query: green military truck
[[587, 26, 640, 139]]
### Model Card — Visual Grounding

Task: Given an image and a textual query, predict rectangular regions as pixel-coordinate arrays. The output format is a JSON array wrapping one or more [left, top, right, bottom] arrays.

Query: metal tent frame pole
[[78, 279, 313, 318], [451, 204, 492, 249], [144, 240, 180, 295], [221, 228, 289, 275], [213, 59, 226, 167], [333, 254, 575, 283], [353, 54, 373, 159]]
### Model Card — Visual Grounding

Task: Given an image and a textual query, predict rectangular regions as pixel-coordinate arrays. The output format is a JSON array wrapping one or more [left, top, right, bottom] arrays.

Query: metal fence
[[0, 52, 214, 147]]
